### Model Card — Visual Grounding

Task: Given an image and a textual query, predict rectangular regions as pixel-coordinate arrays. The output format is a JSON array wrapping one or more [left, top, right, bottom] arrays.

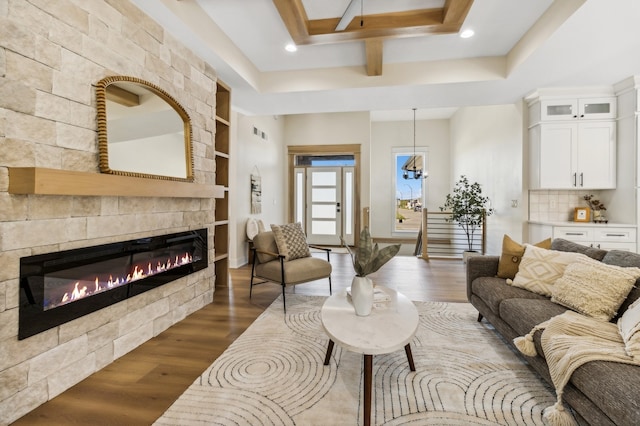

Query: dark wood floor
[[13, 254, 467, 425]]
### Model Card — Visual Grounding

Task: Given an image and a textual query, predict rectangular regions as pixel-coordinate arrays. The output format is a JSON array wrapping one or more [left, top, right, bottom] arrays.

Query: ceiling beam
[[365, 39, 383, 76], [272, 0, 474, 74], [272, 0, 309, 41], [443, 0, 474, 24]]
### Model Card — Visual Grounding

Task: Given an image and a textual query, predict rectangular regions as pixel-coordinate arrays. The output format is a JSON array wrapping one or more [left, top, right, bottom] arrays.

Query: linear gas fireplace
[[19, 229, 208, 340]]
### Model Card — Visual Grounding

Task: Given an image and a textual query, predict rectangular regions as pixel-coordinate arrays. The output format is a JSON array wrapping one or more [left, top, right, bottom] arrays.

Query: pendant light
[[403, 108, 426, 180]]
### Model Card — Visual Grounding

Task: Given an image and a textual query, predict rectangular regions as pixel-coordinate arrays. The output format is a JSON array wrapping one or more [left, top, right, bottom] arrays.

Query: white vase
[[351, 276, 374, 316]]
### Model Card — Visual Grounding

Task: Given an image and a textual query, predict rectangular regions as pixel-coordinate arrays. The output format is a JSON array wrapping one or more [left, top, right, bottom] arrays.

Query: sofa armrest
[[466, 256, 500, 301]]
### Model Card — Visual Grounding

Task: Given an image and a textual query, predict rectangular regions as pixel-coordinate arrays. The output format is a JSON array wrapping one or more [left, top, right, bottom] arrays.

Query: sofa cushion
[[551, 255, 640, 321], [571, 360, 640, 426], [551, 238, 608, 260], [602, 250, 640, 317], [510, 245, 587, 297], [500, 298, 569, 345], [618, 299, 640, 358], [472, 277, 547, 316], [271, 222, 311, 261], [497, 234, 551, 279]]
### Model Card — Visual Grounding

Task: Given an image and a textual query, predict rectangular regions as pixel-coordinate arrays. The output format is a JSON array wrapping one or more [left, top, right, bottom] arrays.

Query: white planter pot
[[351, 276, 374, 316]]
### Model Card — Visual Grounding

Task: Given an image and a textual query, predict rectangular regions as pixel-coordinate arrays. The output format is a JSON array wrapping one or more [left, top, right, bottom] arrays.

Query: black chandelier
[[403, 108, 427, 180]]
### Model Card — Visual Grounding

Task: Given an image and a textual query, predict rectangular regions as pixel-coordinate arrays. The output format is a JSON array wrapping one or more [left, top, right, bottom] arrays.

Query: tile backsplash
[[529, 190, 603, 222]]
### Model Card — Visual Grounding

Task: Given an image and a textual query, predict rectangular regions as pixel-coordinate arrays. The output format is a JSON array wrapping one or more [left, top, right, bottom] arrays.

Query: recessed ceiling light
[[285, 43, 297, 52], [460, 29, 475, 39]]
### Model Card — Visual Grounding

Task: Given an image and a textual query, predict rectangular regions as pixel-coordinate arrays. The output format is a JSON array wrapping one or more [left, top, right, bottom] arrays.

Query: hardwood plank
[[13, 255, 466, 425]]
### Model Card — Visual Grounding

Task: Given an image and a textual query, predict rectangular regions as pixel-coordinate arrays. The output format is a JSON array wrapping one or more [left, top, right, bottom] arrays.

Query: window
[[393, 150, 427, 233]]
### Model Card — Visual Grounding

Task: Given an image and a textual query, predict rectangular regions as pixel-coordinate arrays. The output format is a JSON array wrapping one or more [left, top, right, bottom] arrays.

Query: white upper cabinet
[[530, 121, 616, 189], [530, 96, 616, 124], [528, 91, 617, 190]]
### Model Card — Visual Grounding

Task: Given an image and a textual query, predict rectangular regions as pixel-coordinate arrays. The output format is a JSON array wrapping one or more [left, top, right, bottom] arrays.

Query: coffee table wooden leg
[[363, 354, 372, 426], [323, 340, 334, 366], [404, 344, 416, 371]]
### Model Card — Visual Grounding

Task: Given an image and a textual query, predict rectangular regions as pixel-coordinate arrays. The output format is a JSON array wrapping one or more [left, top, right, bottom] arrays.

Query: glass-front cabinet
[[540, 97, 616, 121], [527, 90, 617, 190]]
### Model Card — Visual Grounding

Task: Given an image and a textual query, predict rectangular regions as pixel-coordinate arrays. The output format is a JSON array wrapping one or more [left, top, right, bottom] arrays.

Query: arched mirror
[[96, 76, 194, 181]]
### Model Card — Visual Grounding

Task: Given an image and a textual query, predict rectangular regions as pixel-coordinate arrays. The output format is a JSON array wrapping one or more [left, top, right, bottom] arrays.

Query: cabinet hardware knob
[[580, 172, 583, 187], [606, 234, 625, 237], [566, 232, 584, 236], [573, 173, 577, 186]]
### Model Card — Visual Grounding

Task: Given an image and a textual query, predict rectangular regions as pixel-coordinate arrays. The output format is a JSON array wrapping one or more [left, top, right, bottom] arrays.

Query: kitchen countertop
[[529, 221, 636, 228]]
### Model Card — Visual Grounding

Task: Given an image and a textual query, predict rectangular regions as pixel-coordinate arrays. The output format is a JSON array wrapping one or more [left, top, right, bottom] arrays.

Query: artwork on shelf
[[573, 207, 591, 222], [251, 174, 262, 214]]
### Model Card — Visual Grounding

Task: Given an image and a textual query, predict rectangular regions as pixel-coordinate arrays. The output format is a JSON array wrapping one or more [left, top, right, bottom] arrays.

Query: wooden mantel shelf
[[8, 168, 224, 199]]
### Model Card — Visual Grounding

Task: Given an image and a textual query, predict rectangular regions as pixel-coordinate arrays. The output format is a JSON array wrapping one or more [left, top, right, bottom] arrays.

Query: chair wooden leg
[[249, 256, 257, 299], [282, 285, 286, 314]]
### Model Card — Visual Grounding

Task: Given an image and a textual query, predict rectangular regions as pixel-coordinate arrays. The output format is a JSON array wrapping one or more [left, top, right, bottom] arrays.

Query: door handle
[[580, 172, 584, 187], [573, 173, 577, 187]]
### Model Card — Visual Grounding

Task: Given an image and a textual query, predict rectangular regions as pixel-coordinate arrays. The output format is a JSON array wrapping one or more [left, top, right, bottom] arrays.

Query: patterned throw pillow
[[497, 235, 551, 279], [509, 245, 586, 297], [270, 222, 311, 261], [551, 255, 640, 321], [618, 298, 640, 359]]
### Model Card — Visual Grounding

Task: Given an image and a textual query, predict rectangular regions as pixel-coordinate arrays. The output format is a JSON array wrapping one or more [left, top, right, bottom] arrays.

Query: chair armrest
[[466, 256, 500, 301], [308, 245, 331, 262], [254, 249, 284, 258]]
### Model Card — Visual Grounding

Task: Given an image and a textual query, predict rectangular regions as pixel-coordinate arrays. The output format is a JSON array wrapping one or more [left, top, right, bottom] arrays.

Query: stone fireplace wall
[[0, 0, 218, 422]]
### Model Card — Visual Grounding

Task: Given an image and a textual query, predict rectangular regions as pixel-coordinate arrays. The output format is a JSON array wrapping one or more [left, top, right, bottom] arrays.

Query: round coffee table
[[321, 286, 419, 426]]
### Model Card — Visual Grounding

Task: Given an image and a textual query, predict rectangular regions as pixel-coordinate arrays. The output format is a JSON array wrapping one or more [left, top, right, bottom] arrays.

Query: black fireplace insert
[[19, 228, 208, 340]]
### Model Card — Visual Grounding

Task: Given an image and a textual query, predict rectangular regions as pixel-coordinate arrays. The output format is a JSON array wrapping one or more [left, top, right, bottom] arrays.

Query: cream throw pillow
[[509, 245, 586, 297], [270, 222, 311, 261], [497, 235, 552, 279], [618, 298, 640, 358], [551, 256, 640, 321]]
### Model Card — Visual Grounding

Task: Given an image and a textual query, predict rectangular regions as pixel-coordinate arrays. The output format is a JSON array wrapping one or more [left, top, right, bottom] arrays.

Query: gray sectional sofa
[[466, 239, 640, 426]]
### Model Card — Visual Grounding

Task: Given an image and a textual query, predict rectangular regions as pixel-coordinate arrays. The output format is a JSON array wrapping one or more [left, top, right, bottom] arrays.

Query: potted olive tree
[[440, 175, 494, 261]]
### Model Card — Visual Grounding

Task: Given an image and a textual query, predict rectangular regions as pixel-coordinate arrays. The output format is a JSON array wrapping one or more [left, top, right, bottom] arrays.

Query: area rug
[[154, 295, 555, 425]]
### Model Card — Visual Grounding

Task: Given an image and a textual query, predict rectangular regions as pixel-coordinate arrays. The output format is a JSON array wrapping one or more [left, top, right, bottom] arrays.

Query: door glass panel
[[312, 221, 336, 235], [312, 172, 336, 186], [312, 188, 336, 202], [583, 103, 610, 114], [312, 204, 336, 219], [295, 169, 304, 224], [344, 170, 353, 236], [546, 105, 573, 116]]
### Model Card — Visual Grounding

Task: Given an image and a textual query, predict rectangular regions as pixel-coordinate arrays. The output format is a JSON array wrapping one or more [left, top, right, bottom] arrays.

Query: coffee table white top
[[321, 286, 419, 355]]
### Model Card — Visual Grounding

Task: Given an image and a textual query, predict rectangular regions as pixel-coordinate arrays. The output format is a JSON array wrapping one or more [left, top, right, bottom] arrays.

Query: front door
[[295, 167, 355, 246]]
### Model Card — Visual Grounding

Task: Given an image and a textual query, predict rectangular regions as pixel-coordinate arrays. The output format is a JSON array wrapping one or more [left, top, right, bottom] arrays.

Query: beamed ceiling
[[273, 0, 473, 76], [133, 0, 640, 117]]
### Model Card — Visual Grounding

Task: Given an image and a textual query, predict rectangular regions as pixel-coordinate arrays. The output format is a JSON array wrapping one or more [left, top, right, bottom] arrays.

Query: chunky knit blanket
[[514, 311, 640, 426]]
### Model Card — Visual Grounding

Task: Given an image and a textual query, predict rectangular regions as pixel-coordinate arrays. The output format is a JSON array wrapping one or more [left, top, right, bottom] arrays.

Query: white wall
[[449, 103, 526, 254], [370, 119, 450, 238], [229, 112, 286, 267], [284, 111, 372, 218]]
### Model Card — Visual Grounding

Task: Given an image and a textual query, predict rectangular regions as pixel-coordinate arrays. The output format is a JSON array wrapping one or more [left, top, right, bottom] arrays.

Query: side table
[[321, 286, 419, 426]]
